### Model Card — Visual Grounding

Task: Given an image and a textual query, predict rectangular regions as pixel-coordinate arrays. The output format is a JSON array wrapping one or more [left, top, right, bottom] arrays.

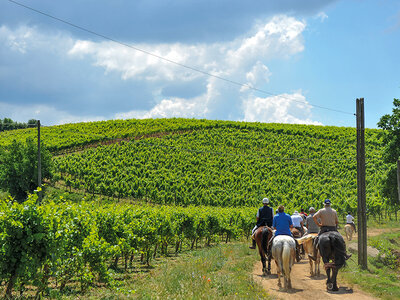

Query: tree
[[377, 98, 400, 218], [0, 138, 52, 202]]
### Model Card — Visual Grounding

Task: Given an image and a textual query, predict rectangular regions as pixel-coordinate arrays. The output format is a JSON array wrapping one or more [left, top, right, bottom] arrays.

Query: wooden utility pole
[[37, 120, 42, 204], [356, 98, 367, 269]]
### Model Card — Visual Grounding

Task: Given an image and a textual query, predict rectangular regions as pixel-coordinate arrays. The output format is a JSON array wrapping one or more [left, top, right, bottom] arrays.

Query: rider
[[308, 199, 352, 261], [249, 197, 274, 249], [346, 212, 357, 232], [299, 208, 308, 222], [305, 207, 319, 234], [267, 205, 302, 262], [291, 211, 304, 236]]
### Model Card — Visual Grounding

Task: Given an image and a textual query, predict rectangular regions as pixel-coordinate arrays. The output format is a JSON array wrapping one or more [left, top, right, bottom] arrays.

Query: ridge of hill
[[2, 118, 385, 214]]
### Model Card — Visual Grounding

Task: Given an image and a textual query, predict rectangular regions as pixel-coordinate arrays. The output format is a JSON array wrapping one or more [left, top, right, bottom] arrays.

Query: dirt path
[[252, 258, 377, 300]]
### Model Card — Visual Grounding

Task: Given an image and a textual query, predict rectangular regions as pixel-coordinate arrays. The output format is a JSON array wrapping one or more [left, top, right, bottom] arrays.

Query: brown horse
[[253, 226, 273, 275], [297, 233, 320, 277], [290, 227, 302, 238]]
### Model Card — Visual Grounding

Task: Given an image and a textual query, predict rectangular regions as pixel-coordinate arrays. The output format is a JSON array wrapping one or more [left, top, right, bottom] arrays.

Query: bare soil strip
[[252, 258, 377, 300]]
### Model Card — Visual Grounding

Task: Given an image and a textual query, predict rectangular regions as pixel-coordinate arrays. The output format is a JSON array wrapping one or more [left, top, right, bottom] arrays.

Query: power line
[[6, 0, 355, 116]]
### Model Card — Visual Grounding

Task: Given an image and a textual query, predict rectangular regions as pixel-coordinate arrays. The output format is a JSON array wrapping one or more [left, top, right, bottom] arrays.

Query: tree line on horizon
[[0, 118, 38, 132]]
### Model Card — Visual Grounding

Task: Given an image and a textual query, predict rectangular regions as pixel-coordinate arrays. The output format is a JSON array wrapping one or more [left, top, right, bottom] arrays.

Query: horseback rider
[[346, 212, 357, 232], [299, 208, 308, 222], [249, 197, 274, 249], [305, 207, 319, 234], [291, 211, 305, 236], [308, 199, 352, 261], [267, 205, 302, 262]]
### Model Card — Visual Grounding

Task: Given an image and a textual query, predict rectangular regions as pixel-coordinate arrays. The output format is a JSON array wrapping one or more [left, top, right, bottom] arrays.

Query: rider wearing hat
[[249, 197, 274, 249], [308, 199, 351, 261]]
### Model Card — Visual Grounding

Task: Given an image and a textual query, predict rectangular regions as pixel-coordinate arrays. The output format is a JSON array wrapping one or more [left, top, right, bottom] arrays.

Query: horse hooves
[[332, 286, 339, 292], [327, 283, 333, 291]]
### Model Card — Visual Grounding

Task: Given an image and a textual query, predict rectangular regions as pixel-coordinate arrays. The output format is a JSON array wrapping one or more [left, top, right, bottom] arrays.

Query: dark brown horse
[[254, 226, 273, 275], [318, 231, 347, 291]]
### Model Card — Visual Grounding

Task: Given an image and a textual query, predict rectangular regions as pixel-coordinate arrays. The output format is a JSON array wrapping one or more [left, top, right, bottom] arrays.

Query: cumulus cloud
[[115, 96, 208, 119], [68, 15, 317, 124], [242, 92, 322, 125], [0, 15, 320, 125]]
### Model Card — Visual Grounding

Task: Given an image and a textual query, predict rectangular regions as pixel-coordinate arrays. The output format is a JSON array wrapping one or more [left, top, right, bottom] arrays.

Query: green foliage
[[52, 123, 386, 213], [377, 99, 400, 212], [0, 117, 36, 132], [0, 194, 51, 297], [0, 138, 53, 201], [0, 196, 254, 296]]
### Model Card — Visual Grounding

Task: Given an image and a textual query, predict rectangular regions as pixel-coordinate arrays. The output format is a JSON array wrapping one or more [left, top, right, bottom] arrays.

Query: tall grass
[[339, 229, 400, 300], [74, 242, 269, 299]]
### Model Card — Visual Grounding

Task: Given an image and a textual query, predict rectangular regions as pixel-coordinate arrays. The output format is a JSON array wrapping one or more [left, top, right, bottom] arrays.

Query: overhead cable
[[6, 0, 355, 116]]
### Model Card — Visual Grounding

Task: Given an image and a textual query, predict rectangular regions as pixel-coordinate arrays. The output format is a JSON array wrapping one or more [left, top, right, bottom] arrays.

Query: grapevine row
[[53, 126, 386, 214], [0, 195, 254, 296]]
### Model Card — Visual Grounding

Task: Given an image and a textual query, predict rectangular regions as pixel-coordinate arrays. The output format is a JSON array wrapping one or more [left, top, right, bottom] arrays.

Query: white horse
[[297, 233, 320, 277], [271, 235, 296, 290], [344, 224, 354, 241]]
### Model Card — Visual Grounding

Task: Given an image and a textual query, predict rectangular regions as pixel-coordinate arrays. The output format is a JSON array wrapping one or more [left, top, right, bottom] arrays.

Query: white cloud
[[242, 92, 322, 125], [68, 15, 316, 124], [0, 102, 104, 125], [315, 12, 328, 22], [115, 96, 208, 119], [1, 15, 319, 125]]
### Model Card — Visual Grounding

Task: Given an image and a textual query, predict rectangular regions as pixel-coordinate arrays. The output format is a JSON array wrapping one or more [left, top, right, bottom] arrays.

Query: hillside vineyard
[[0, 118, 391, 295], [0, 118, 387, 213], [49, 120, 386, 214]]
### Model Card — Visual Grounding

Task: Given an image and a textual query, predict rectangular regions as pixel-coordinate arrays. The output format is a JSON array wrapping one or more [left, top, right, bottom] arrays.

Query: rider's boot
[[344, 252, 352, 260], [249, 239, 256, 249]]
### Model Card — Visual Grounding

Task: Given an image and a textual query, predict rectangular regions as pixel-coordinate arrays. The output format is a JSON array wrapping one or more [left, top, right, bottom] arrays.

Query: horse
[[253, 226, 273, 275], [344, 224, 354, 241], [268, 235, 296, 290], [317, 231, 347, 291], [297, 233, 320, 277], [290, 227, 302, 238]]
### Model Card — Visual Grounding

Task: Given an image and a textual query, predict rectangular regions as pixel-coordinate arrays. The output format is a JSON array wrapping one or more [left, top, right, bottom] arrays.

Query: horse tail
[[331, 233, 347, 268], [261, 227, 270, 254], [281, 240, 293, 278]]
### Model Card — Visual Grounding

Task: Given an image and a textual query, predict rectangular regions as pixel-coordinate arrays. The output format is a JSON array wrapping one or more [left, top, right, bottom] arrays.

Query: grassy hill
[[0, 118, 388, 215]]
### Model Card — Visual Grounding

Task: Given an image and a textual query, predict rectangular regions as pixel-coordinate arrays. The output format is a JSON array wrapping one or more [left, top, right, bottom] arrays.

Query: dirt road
[[253, 258, 376, 300]]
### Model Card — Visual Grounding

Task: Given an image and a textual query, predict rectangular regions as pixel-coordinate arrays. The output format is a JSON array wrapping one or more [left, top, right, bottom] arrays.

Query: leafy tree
[[377, 98, 400, 217], [0, 138, 52, 201]]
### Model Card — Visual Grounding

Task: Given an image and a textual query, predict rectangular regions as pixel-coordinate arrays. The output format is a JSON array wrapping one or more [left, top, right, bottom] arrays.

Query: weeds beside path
[[76, 242, 268, 299]]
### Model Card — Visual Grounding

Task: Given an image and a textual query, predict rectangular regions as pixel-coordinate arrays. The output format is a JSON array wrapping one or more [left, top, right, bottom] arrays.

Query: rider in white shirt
[[346, 212, 356, 232], [291, 211, 304, 236]]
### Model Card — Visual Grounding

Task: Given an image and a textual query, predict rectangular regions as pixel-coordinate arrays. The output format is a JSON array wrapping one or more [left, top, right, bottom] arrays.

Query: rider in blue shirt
[[273, 208, 293, 236], [268, 205, 301, 262]]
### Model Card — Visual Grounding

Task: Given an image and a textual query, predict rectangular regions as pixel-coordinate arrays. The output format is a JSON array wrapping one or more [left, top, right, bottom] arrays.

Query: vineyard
[[49, 121, 388, 214], [0, 193, 254, 296], [0, 118, 395, 297]]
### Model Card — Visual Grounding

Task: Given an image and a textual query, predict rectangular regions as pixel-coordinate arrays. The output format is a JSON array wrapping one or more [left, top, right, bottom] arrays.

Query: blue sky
[[0, 0, 399, 128]]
